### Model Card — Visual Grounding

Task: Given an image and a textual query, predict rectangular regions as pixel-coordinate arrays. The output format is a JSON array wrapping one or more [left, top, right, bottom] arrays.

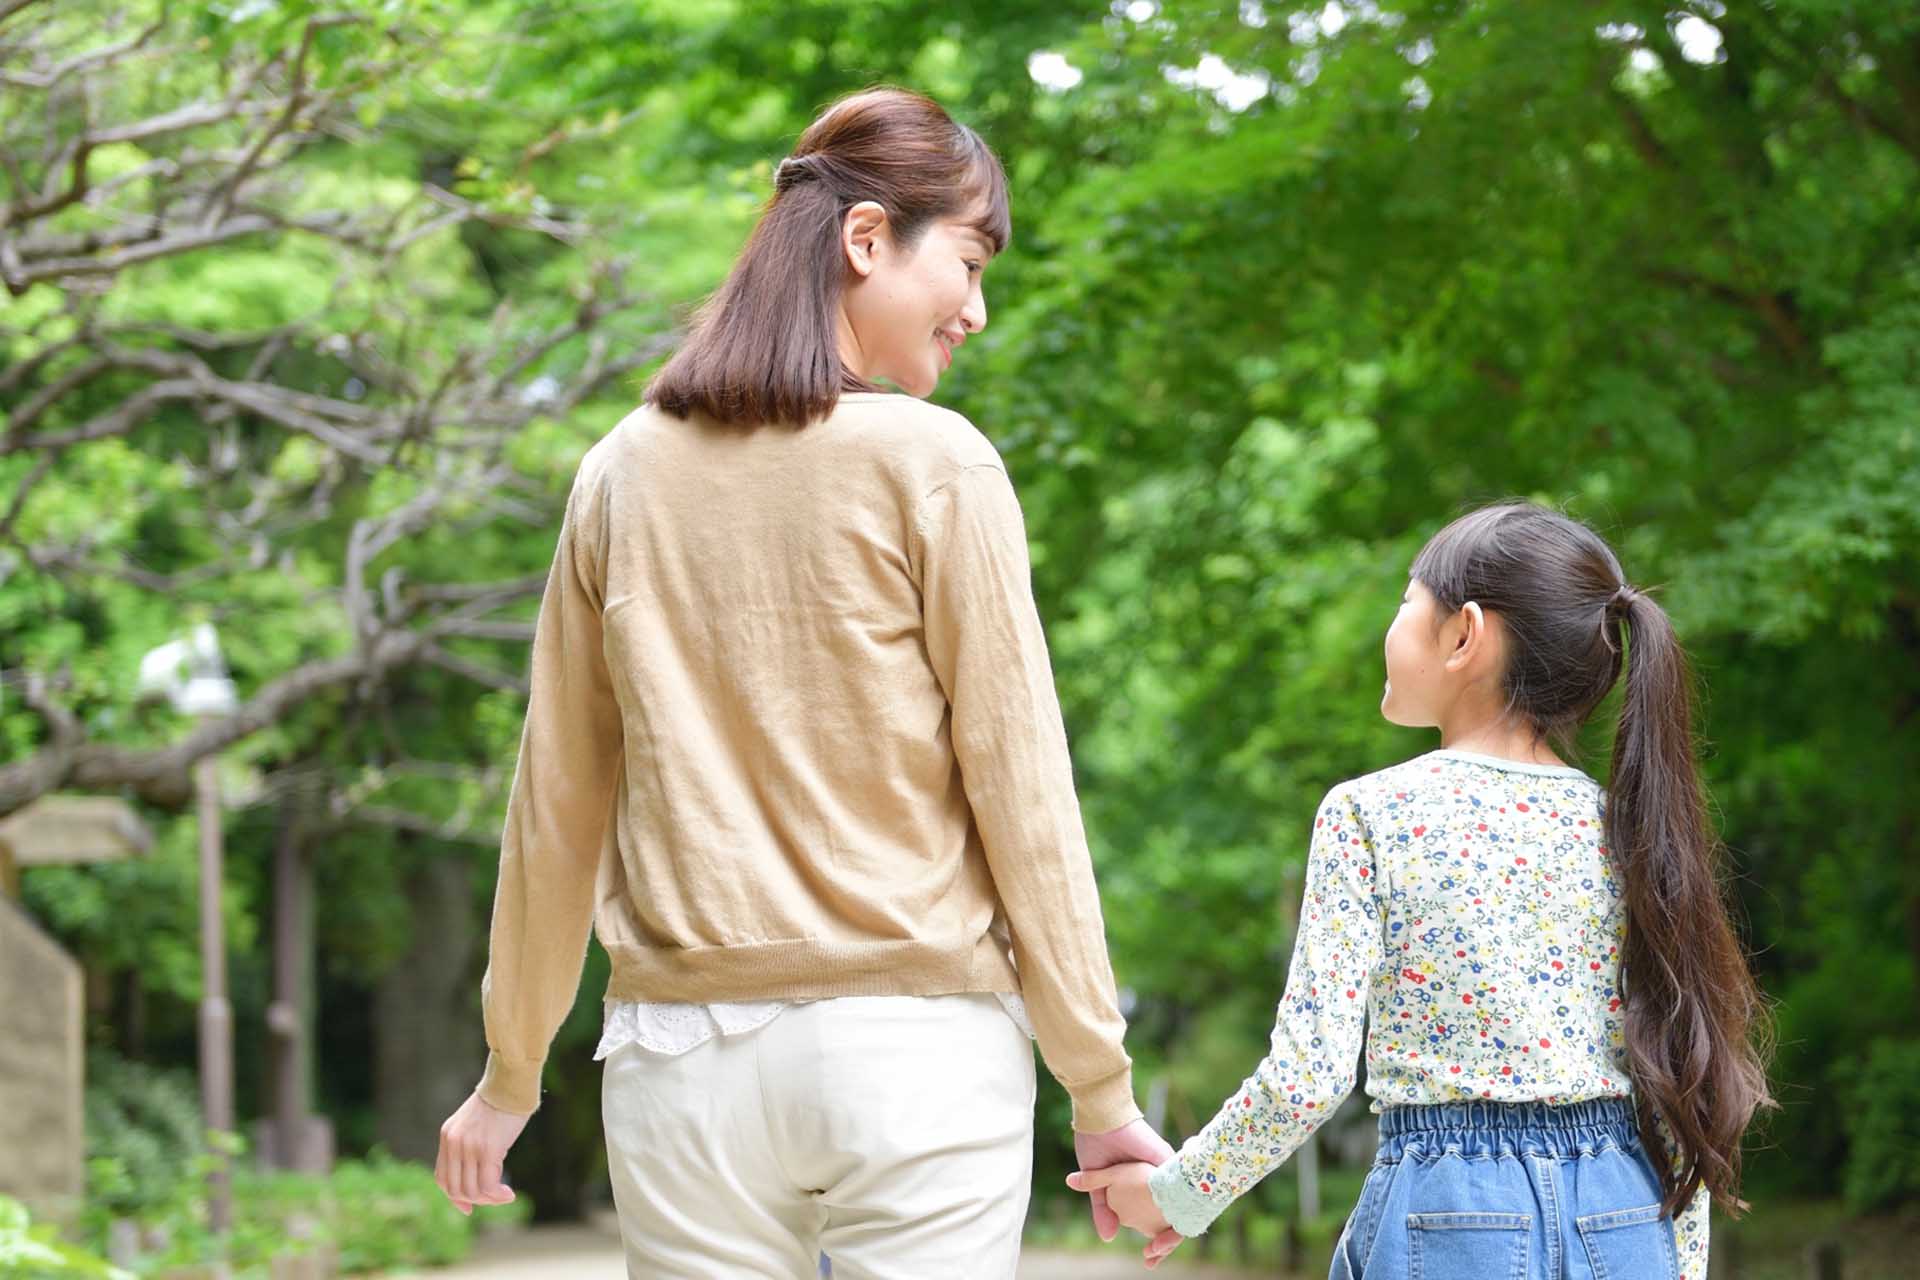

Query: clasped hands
[[1069, 1118, 1186, 1268]]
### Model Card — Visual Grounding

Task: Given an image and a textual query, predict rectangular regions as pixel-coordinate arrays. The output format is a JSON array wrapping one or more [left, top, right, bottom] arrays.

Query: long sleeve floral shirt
[[1147, 750, 1708, 1279]]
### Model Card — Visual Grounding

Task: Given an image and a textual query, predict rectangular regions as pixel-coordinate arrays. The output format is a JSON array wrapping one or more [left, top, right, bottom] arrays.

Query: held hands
[[1066, 1163, 1185, 1266], [1070, 1118, 1186, 1267], [434, 1090, 529, 1215]]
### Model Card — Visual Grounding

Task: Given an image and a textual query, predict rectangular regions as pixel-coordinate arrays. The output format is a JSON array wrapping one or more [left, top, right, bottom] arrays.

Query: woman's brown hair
[[1410, 502, 1773, 1216], [647, 86, 1010, 427]]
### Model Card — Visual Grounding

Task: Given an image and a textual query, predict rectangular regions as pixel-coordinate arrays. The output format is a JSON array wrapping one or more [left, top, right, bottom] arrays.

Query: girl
[[434, 87, 1170, 1277], [1070, 502, 1770, 1279]]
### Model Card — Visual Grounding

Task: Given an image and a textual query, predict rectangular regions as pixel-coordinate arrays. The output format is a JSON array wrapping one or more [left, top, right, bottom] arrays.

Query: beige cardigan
[[476, 393, 1139, 1132]]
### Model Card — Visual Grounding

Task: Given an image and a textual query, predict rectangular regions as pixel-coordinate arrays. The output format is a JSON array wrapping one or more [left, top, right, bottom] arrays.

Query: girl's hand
[[1066, 1162, 1171, 1237], [1142, 1225, 1186, 1269]]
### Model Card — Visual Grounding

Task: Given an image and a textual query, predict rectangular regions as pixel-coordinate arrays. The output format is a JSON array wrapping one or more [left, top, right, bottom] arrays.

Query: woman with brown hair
[[432, 87, 1169, 1276]]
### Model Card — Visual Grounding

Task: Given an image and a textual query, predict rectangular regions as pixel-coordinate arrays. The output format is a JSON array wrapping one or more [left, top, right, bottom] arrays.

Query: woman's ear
[[841, 200, 889, 278], [1444, 601, 1488, 674]]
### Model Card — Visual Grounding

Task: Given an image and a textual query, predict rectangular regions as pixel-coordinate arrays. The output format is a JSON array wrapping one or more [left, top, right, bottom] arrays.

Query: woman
[[433, 87, 1169, 1277]]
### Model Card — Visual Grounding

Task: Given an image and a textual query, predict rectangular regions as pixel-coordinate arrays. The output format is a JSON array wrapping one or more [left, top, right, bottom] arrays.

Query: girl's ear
[[1444, 601, 1488, 673]]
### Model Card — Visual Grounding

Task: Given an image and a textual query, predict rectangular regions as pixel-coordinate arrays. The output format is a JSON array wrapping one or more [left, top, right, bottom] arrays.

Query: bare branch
[[13, 212, 169, 262], [23, 542, 239, 593], [95, 318, 310, 352], [3, 132, 92, 230], [329, 801, 500, 846], [0, 629, 431, 815], [409, 574, 547, 606], [421, 644, 528, 696], [429, 618, 536, 642], [419, 182, 584, 245], [0, 670, 87, 813], [3, 213, 298, 291], [0, 331, 83, 396], [0, 11, 169, 91], [1644, 267, 1808, 358], [5, 347, 395, 461], [200, 18, 344, 227], [0, 451, 54, 540], [92, 96, 273, 148], [489, 285, 650, 395], [0, 0, 49, 26], [3, 377, 200, 453], [4, 353, 112, 439]]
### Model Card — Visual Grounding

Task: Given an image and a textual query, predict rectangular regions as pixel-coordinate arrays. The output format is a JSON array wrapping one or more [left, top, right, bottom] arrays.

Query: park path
[[390, 1222, 1259, 1280]]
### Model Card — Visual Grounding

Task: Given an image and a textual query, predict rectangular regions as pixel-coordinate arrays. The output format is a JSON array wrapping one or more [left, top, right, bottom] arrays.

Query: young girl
[[1070, 502, 1770, 1278]]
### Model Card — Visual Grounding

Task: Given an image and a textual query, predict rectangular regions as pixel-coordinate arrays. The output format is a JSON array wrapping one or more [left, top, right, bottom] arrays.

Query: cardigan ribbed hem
[[601, 933, 1021, 1003]]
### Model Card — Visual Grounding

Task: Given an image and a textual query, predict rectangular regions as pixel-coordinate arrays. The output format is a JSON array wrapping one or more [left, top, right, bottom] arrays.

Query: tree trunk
[[372, 854, 481, 1162]]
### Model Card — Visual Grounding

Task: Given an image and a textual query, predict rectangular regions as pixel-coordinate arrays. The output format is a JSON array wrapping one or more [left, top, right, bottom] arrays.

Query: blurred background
[[1, 1, 1916, 1277]]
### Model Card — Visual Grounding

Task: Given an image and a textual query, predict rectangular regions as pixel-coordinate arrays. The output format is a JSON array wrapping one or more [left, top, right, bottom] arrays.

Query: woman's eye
[[965, 260, 983, 274]]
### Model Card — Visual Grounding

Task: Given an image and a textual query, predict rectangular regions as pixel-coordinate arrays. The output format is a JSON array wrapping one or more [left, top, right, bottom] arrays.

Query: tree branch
[[1643, 267, 1808, 359], [0, 630, 431, 815], [421, 644, 528, 696], [0, 11, 168, 91], [0, 0, 49, 26]]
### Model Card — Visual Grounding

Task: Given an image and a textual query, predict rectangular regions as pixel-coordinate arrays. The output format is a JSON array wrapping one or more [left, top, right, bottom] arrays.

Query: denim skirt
[[1329, 1098, 1679, 1280]]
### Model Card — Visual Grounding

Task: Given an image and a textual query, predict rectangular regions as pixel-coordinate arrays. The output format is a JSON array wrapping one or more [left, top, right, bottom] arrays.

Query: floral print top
[[1147, 750, 1708, 1278]]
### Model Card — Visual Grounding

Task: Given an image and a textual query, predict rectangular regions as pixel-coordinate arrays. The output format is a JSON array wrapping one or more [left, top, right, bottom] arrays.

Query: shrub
[[76, 1151, 525, 1278], [0, 1195, 132, 1280], [81, 1054, 203, 1222], [1842, 1036, 1920, 1213]]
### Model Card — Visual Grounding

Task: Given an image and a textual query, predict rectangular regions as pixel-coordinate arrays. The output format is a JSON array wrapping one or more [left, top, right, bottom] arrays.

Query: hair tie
[[1608, 583, 1638, 614], [774, 154, 816, 194]]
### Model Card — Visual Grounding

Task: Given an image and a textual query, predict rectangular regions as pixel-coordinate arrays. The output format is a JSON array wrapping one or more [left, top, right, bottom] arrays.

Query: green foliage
[[81, 1054, 205, 1222], [246, 1153, 519, 1274], [75, 1152, 518, 1279], [1842, 1039, 1920, 1214], [0, 1196, 132, 1280]]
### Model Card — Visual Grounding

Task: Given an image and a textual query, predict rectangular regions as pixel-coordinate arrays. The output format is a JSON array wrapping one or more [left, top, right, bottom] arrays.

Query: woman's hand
[[434, 1090, 529, 1215], [1073, 1119, 1175, 1240], [1066, 1162, 1170, 1238]]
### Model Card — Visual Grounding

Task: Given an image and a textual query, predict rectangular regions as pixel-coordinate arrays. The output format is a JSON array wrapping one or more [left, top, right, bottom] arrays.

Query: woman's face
[[839, 209, 992, 396]]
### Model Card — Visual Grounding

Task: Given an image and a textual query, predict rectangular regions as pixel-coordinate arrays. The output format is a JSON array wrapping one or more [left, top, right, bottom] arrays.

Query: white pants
[[601, 993, 1036, 1279]]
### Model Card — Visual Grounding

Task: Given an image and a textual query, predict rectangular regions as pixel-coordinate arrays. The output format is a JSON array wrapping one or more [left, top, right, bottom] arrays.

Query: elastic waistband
[[1379, 1097, 1636, 1139]]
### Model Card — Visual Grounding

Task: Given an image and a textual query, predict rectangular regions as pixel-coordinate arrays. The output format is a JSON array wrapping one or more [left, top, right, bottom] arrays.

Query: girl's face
[[1382, 578, 1451, 727], [839, 209, 992, 396]]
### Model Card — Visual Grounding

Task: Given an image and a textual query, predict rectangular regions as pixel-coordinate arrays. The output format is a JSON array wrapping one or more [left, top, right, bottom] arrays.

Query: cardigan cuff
[[477, 1050, 543, 1116], [1066, 1065, 1143, 1135], [1148, 1154, 1222, 1238]]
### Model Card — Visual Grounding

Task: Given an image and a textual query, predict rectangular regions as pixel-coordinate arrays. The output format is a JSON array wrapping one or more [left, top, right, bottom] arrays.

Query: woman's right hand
[[434, 1090, 529, 1215]]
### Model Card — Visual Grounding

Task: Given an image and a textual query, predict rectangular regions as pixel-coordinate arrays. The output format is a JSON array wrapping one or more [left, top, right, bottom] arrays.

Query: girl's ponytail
[[1608, 588, 1772, 1214]]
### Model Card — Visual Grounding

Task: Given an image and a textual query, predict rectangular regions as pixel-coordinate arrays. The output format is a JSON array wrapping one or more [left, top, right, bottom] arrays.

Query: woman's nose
[[961, 287, 987, 335]]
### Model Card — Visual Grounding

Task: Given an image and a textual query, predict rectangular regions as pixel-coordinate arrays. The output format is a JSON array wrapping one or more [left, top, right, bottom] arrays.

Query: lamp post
[[138, 624, 239, 1232]]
